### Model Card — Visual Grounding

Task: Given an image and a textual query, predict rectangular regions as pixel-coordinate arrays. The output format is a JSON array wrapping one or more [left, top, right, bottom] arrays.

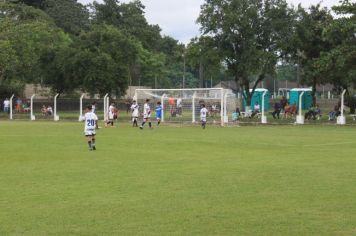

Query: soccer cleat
[[139, 126, 143, 129], [92, 146, 96, 151]]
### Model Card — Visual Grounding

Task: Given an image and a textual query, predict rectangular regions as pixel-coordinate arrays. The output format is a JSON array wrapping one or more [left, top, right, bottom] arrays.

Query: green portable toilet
[[243, 88, 269, 112], [289, 88, 312, 110]]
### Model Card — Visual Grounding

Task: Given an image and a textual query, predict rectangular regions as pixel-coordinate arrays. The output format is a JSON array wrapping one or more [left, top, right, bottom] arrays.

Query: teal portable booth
[[243, 88, 269, 112], [289, 88, 312, 110]]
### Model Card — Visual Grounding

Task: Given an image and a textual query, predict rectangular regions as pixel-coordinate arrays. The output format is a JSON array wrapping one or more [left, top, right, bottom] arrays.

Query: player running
[[140, 99, 152, 129], [200, 104, 208, 129], [84, 105, 98, 150], [155, 101, 162, 126], [130, 100, 139, 127]]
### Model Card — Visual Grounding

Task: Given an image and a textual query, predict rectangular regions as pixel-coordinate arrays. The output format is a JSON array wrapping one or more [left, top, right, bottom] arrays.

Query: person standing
[[272, 102, 281, 119], [84, 105, 98, 151], [3, 98, 10, 113], [200, 104, 208, 129], [130, 100, 139, 127], [155, 101, 162, 126], [140, 99, 152, 129]]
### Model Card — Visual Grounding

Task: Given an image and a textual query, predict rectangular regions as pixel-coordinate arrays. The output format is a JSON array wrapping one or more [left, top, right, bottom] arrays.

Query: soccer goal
[[134, 88, 238, 126]]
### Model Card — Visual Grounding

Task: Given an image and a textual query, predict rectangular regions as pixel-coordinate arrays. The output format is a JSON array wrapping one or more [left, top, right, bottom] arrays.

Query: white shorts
[[85, 130, 96, 136]]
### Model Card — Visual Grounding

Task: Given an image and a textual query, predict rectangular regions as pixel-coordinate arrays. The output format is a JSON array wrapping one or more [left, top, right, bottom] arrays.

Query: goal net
[[134, 88, 238, 126]]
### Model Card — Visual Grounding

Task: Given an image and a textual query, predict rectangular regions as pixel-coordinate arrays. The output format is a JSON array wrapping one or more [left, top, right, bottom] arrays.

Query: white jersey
[[143, 103, 151, 118], [3, 100, 10, 108], [200, 107, 208, 121], [108, 108, 114, 120], [177, 98, 182, 108], [131, 104, 139, 117], [84, 111, 98, 135]]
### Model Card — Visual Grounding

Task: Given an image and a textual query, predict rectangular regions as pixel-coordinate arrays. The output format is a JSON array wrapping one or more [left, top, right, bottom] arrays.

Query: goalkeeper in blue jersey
[[155, 101, 162, 126]]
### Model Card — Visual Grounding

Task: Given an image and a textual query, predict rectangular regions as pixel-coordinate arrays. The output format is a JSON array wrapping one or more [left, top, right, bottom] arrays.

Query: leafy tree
[[186, 36, 223, 88], [0, 3, 71, 95], [138, 46, 166, 88], [7, 0, 46, 9], [67, 25, 139, 96], [92, 0, 161, 51], [314, 0, 356, 112], [293, 4, 333, 105], [198, 0, 295, 109], [43, 0, 90, 35]]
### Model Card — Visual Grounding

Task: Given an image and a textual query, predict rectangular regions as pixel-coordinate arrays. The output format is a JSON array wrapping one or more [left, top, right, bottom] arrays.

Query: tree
[[67, 25, 139, 96], [292, 4, 333, 105], [91, 0, 161, 51], [186, 36, 223, 88], [198, 0, 295, 109], [0, 3, 71, 95], [43, 0, 90, 35]]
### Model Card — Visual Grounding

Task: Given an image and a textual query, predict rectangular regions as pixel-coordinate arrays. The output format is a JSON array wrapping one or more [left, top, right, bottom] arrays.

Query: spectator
[[280, 96, 288, 113], [125, 99, 131, 114], [314, 104, 321, 120], [272, 102, 281, 119], [3, 98, 10, 113], [92, 101, 97, 113], [41, 105, 47, 116], [15, 98, 22, 113], [168, 97, 176, 117], [232, 107, 241, 123], [290, 102, 297, 117], [23, 101, 31, 112], [47, 105, 53, 116], [329, 104, 340, 121], [283, 102, 291, 119], [250, 102, 260, 118], [177, 97, 182, 117]]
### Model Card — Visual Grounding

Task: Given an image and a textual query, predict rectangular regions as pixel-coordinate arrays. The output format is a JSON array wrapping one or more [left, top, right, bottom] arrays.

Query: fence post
[[192, 92, 196, 123], [103, 94, 108, 121], [296, 91, 305, 124], [30, 94, 36, 121], [161, 94, 166, 123], [261, 91, 267, 124], [54, 93, 60, 121], [9, 94, 14, 120], [337, 89, 346, 125], [78, 94, 85, 121]]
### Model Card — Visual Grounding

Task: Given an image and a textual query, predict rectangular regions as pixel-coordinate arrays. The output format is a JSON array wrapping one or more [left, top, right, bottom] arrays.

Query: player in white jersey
[[140, 99, 152, 129], [200, 104, 208, 129], [84, 105, 98, 150], [130, 100, 139, 127], [105, 103, 115, 127]]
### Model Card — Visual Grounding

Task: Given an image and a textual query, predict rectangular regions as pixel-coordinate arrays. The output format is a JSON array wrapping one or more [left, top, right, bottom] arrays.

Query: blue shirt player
[[156, 102, 162, 126]]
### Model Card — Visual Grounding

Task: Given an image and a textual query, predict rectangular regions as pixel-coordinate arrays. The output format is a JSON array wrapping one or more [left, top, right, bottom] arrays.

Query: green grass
[[0, 121, 356, 235]]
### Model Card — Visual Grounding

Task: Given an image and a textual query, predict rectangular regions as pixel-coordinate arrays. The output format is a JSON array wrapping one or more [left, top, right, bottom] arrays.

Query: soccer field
[[0, 122, 355, 235]]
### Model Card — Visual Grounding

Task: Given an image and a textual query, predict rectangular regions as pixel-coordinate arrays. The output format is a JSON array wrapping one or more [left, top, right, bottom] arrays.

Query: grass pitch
[[0, 121, 355, 235]]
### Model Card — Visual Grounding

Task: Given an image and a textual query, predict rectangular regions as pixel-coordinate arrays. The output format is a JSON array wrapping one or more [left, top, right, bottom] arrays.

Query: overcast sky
[[79, 0, 341, 44]]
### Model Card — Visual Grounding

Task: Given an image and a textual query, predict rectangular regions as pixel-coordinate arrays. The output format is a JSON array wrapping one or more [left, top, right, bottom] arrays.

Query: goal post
[[134, 88, 238, 126]]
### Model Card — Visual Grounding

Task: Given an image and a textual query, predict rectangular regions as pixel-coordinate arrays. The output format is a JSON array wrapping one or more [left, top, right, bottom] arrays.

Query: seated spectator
[[47, 105, 53, 115], [272, 102, 281, 119], [22, 101, 31, 112], [314, 104, 321, 120], [250, 102, 260, 118], [305, 105, 321, 120], [41, 105, 47, 116], [305, 106, 315, 120], [232, 107, 241, 123], [283, 102, 291, 119], [290, 102, 297, 116], [329, 104, 340, 120]]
